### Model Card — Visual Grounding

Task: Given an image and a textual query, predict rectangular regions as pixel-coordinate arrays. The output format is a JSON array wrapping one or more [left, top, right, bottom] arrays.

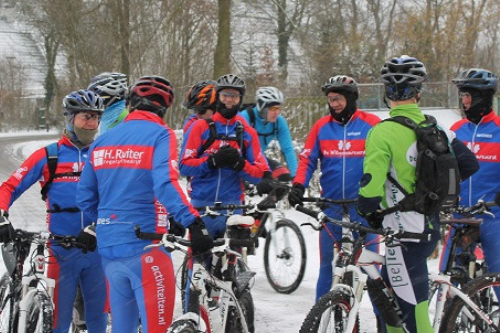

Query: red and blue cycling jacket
[[451, 111, 500, 217], [0, 136, 91, 236], [180, 112, 269, 204], [77, 111, 199, 258], [295, 110, 380, 217]]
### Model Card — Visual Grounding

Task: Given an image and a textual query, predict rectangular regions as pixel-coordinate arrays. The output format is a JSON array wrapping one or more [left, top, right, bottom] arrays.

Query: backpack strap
[[199, 118, 217, 155], [247, 105, 257, 128], [41, 142, 59, 201]]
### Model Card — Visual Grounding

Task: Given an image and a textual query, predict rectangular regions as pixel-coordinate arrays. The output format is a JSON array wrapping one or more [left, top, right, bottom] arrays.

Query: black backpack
[[385, 115, 460, 215], [199, 118, 246, 156]]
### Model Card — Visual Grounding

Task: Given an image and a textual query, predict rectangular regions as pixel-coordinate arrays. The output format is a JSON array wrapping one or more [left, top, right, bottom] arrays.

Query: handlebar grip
[[256, 203, 277, 210], [395, 231, 431, 242], [295, 204, 321, 219]]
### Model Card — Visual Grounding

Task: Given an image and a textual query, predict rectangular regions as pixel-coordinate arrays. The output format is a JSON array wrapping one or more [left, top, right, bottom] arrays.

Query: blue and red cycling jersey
[[180, 112, 269, 205], [440, 111, 500, 279], [0, 135, 108, 333], [0, 136, 92, 235], [451, 111, 500, 214], [295, 110, 381, 300], [77, 110, 199, 258]]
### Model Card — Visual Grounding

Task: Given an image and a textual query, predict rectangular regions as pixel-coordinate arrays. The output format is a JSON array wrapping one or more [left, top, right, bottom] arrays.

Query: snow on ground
[[0, 133, 446, 333]]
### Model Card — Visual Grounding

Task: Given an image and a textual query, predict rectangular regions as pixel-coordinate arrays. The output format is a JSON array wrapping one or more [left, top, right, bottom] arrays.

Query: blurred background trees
[[0, 0, 499, 130]]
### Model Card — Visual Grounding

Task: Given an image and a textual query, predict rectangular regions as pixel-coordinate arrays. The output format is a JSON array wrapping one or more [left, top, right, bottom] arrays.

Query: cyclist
[[440, 69, 500, 290], [357, 56, 478, 333], [0, 89, 108, 333], [180, 73, 270, 238], [288, 75, 381, 301], [76, 76, 213, 333], [87, 72, 129, 134], [240, 86, 297, 181], [182, 80, 217, 135]]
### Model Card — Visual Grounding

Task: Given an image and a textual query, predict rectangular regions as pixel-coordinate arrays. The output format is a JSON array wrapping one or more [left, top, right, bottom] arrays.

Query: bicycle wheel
[[264, 218, 307, 294], [225, 290, 255, 333], [0, 274, 17, 333], [439, 272, 500, 333], [24, 291, 53, 333], [299, 289, 359, 333]]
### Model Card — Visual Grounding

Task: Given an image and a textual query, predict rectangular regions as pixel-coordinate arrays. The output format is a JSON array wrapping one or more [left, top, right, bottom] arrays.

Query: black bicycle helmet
[[381, 55, 427, 101]]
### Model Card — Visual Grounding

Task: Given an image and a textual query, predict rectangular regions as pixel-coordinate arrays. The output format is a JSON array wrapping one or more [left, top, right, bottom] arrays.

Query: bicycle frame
[[189, 248, 254, 333]]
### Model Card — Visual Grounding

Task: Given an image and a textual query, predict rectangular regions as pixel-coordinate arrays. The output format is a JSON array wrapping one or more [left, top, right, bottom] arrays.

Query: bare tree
[[214, 0, 231, 78]]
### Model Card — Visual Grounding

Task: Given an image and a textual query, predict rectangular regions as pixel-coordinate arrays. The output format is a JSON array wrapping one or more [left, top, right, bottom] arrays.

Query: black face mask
[[329, 92, 357, 125], [460, 88, 493, 124], [216, 99, 241, 119]]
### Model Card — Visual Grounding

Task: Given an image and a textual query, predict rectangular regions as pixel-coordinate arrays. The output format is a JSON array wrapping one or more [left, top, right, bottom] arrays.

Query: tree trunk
[[214, 0, 231, 78]]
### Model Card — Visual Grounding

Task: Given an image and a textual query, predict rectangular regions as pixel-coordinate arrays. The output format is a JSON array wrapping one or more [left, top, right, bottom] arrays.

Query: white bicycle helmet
[[87, 72, 128, 108], [256, 87, 285, 119]]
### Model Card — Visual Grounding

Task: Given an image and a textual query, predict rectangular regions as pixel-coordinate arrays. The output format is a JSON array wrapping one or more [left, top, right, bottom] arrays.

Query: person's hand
[[168, 217, 186, 237], [189, 217, 214, 256], [207, 146, 240, 169], [365, 211, 385, 229], [0, 210, 14, 243], [231, 157, 246, 172], [76, 223, 97, 254], [256, 173, 274, 195], [288, 183, 305, 207]]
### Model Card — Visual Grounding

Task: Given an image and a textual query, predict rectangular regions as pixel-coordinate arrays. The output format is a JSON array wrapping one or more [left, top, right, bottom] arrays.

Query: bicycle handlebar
[[135, 226, 255, 251], [443, 200, 496, 217], [11, 229, 86, 250], [294, 204, 430, 242], [194, 202, 276, 213], [302, 197, 358, 205]]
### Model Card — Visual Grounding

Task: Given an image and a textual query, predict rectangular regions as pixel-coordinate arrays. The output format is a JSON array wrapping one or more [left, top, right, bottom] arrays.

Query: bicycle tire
[[299, 289, 359, 333], [24, 290, 53, 333], [264, 218, 307, 294], [225, 290, 255, 333], [180, 254, 190, 313], [438, 272, 500, 333], [0, 273, 17, 333]]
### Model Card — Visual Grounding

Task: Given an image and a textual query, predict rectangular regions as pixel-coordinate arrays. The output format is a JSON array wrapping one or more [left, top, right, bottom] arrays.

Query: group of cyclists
[[0, 53, 498, 333]]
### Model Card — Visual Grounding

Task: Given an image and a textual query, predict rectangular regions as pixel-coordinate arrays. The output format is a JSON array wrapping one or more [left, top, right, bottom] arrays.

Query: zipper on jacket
[[469, 122, 480, 207]]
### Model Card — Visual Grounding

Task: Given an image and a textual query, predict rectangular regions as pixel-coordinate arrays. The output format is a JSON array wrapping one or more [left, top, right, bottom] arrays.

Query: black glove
[[189, 217, 214, 256], [365, 211, 385, 229], [257, 172, 274, 195], [76, 223, 97, 254], [207, 146, 240, 169], [0, 210, 14, 244], [288, 183, 305, 207], [495, 191, 500, 208], [168, 217, 186, 237], [231, 157, 246, 171]]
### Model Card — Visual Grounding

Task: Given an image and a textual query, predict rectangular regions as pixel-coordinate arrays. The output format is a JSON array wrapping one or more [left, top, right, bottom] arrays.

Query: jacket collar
[[125, 110, 166, 126]]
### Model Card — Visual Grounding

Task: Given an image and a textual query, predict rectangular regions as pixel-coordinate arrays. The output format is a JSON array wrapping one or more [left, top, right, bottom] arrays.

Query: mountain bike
[[135, 226, 257, 333], [244, 180, 307, 293], [184, 183, 307, 295], [0, 228, 85, 333], [294, 200, 500, 333], [433, 200, 500, 332]]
